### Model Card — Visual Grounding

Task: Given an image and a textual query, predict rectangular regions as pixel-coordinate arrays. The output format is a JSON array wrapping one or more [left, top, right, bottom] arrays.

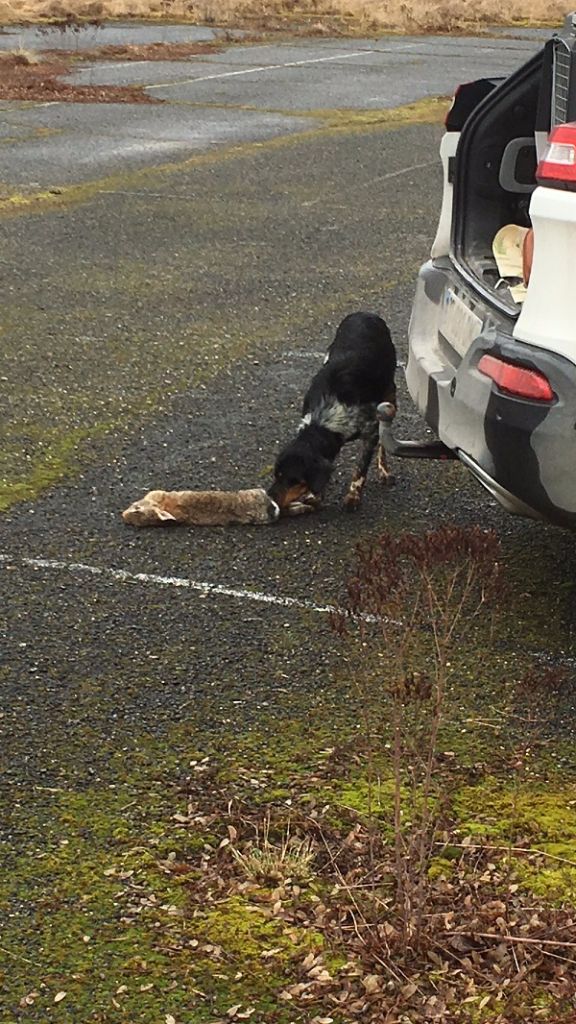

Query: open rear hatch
[[452, 49, 547, 314], [452, 18, 576, 315]]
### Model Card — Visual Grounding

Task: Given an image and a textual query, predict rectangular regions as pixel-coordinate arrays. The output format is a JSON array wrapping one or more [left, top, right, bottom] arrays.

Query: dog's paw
[[343, 492, 362, 512], [284, 502, 316, 517], [343, 475, 365, 511]]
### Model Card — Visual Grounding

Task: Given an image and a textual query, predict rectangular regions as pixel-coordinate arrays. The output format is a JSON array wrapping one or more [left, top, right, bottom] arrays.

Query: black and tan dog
[[269, 312, 397, 513]]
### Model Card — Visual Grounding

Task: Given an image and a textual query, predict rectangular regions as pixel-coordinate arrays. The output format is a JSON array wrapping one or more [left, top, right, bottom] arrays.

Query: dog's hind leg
[[343, 426, 378, 511], [376, 394, 397, 486], [376, 443, 395, 486]]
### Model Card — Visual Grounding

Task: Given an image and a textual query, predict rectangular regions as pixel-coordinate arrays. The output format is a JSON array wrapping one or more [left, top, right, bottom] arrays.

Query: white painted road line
[[359, 159, 438, 188], [146, 48, 408, 91], [100, 160, 436, 205], [0, 554, 339, 617]]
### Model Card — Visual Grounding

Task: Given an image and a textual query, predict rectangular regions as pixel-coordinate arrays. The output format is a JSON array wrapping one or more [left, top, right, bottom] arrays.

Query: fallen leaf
[[308, 966, 331, 982], [362, 975, 382, 994], [54, 992, 67, 1003], [19, 992, 38, 1008], [166, 1015, 177, 1024]]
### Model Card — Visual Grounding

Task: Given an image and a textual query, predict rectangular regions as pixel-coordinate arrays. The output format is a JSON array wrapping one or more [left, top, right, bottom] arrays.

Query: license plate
[[438, 288, 483, 357]]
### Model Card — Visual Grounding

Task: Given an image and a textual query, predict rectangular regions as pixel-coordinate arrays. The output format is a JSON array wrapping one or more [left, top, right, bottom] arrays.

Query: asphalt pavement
[[1, 21, 575, 849], [3, 26, 576, 1022], [0, 29, 548, 188]]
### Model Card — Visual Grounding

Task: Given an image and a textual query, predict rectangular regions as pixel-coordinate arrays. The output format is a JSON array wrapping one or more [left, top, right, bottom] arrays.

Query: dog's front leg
[[343, 427, 378, 511]]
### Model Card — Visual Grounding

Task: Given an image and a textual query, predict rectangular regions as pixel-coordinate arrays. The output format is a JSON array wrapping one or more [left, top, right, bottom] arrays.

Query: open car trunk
[[453, 18, 576, 313], [452, 49, 548, 315]]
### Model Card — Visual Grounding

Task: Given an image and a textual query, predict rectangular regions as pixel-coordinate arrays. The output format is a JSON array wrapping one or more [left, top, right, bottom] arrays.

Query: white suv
[[390, 14, 576, 529]]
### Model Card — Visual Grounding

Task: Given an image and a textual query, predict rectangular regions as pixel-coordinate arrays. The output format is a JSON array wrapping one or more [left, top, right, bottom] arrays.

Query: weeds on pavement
[[167, 527, 576, 1020], [331, 526, 502, 949]]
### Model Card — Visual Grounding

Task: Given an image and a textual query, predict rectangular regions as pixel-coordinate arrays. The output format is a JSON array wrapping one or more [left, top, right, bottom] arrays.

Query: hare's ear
[[156, 508, 177, 522]]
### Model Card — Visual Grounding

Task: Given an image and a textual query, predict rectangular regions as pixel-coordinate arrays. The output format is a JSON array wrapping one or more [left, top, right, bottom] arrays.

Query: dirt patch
[[0, 50, 159, 101]]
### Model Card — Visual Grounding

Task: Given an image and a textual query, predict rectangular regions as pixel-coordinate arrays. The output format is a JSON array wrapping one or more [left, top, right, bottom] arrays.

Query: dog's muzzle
[[267, 482, 311, 510]]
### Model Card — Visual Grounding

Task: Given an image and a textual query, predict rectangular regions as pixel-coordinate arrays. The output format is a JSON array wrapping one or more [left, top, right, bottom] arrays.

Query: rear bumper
[[455, 451, 545, 520], [407, 260, 576, 528]]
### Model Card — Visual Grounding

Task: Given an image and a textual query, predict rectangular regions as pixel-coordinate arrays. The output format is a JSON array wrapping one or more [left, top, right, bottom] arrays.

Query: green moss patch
[[0, 710, 366, 1021], [454, 778, 576, 843], [2, 706, 576, 1023], [453, 779, 576, 902], [0, 424, 112, 511]]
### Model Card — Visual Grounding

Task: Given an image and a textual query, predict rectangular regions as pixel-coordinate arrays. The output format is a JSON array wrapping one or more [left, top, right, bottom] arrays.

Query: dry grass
[[0, 0, 567, 32], [2, 46, 42, 63], [231, 815, 316, 884]]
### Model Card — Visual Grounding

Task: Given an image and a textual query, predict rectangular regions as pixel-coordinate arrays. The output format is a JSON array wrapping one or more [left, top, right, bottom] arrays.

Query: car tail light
[[537, 122, 576, 189], [478, 354, 555, 401]]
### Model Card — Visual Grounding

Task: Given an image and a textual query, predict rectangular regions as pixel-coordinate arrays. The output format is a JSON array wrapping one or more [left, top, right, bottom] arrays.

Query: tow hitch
[[377, 403, 458, 461]]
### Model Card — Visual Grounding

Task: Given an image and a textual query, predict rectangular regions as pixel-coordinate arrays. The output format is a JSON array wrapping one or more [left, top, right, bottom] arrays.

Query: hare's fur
[[123, 488, 279, 527]]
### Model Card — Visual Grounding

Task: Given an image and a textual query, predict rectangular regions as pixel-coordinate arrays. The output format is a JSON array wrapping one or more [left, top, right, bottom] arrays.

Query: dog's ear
[[308, 457, 332, 496]]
